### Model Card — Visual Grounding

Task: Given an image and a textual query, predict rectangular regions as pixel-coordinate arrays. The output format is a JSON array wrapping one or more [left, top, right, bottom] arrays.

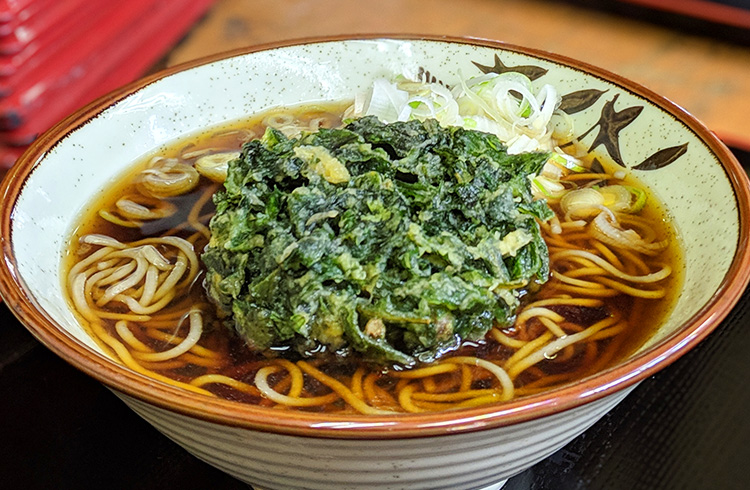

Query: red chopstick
[[0, 0, 89, 55], [0, 0, 125, 85], [0, 0, 166, 131], [0, 0, 214, 149]]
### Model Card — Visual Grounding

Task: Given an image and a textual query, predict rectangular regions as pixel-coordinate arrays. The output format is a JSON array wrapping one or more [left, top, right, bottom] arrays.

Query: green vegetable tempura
[[202, 116, 553, 365]]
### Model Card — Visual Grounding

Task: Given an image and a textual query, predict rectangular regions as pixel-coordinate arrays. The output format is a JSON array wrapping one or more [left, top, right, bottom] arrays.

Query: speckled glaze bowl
[[1, 36, 749, 490]]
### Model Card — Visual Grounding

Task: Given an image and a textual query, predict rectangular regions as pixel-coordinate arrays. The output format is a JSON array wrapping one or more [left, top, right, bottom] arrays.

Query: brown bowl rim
[[2, 33, 749, 439]]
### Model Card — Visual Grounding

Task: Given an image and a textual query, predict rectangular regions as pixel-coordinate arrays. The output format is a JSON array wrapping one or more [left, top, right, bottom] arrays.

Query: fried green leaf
[[202, 116, 552, 366]]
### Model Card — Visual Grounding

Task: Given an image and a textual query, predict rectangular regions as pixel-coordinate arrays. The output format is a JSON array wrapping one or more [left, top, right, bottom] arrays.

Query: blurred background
[[1, 1, 749, 489], [0, 0, 748, 169]]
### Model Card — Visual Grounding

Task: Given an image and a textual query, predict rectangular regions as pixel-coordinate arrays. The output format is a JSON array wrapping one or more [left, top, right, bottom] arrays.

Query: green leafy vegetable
[[202, 116, 553, 365]]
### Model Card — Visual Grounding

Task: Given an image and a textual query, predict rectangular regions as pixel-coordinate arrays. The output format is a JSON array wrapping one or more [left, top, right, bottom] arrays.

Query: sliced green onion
[[532, 176, 566, 198], [590, 211, 668, 255], [195, 151, 240, 183], [598, 185, 632, 212], [532, 178, 553, 197], [137, 157, 200, 198], [599, 184, 648, 214], [550, 153, 586, 173], [519, 101, 532, 118], [560, 188, 605, 219], [115, 195, 177, 221], [98, 209, 141, 228], [624, 186, 647, 213]]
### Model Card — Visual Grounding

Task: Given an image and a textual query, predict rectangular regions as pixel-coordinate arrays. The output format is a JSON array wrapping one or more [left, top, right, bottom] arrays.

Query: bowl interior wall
[[9, 39, 739, 365]]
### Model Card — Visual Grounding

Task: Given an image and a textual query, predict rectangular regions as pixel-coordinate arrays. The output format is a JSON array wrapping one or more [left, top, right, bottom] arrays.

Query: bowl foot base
[[478, 479, 508, 490], [250, 481, 508, 490]]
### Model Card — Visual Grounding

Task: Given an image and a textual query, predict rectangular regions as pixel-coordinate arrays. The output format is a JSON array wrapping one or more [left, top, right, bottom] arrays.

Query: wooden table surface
[[166, 0, 750, 150]]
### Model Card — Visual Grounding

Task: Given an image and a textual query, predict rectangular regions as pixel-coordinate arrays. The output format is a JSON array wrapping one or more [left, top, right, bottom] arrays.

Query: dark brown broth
[[64, 103, 683, 408]]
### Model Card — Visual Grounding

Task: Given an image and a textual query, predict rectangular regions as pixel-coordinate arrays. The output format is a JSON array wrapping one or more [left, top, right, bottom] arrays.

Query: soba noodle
[[64, 102, 680, 414]]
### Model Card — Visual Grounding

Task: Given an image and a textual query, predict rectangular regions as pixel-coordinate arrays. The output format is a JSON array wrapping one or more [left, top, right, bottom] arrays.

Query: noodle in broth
[[64, 102, 681, 414]]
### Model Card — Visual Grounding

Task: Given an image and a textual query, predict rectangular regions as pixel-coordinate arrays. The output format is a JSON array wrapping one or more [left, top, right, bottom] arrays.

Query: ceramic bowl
[[1, 36, 749, 490]]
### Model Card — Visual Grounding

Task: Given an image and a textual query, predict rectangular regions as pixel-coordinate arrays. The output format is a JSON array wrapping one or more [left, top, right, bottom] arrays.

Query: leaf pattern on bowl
[[575, 94, 643, 168], [633, 143, 689, 171], [472, 54, 548, 81], [467, 54, 691, 171], [416, 67, 446, 86], [559, 89, 608, 114], [572, 94, 689, 171]]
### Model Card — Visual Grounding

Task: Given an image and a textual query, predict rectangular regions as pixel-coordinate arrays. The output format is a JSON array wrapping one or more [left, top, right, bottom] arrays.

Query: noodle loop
[[137, 156, 200, 197], [69, 235, 199, 322]]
